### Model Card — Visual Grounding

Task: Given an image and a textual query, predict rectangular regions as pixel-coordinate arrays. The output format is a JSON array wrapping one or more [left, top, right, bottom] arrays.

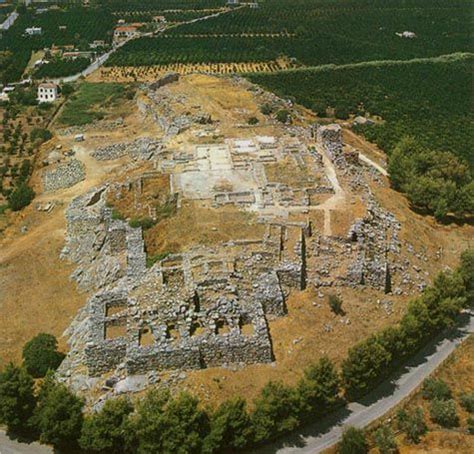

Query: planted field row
[[96, 60, 296, 82]]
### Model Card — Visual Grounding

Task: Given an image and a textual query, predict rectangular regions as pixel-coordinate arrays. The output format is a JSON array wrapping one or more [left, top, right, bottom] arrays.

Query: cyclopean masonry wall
[[59, 186, 305, 380], [42, 159, 86, 192]]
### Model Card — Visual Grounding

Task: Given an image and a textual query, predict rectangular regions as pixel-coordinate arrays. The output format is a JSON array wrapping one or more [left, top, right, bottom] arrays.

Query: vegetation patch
[[58, 82, 130, 126]]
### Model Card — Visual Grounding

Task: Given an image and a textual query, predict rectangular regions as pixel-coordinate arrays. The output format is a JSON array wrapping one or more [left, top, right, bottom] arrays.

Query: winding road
[[258, 311, 474, 453]]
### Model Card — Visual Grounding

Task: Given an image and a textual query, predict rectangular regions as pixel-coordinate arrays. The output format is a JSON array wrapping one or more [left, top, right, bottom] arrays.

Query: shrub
[[467, 415, 474, 435], [260, 103, 273, 115], [328, 294, 343, 315], [422, 378, 452, 401], [397, 407, 427, 443], [275, 109, 290, 123], [30, 128, 52, 144], [338, 427, 367, 454], [22, 333, 65, 378], [247, 116, 259, 125], [460, 392, 474, 413], [8, 183, 35, 211], [129, 217, 156, 230], [429, 398, 459, 428], [374, 425, 397, 454], [334, 105, 350, 120], [0, 364, 36, 436]]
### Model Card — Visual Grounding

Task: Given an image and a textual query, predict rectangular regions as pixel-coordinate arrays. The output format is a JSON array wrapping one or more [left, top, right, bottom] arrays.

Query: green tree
[[80, 398, 134, 453], [32, 376, 84, 450], [0, 364, 36, 436], [22, 333, 65, 378], [459, 249, 474, 302], [338, 426, 367, 454], [341, 336, 392, 400], [251, 381, 300, 443], [8, 183, 35, 211], [374, 425, 397, 454], [297, 356, 341, 418], [133, 390, 209, 454], [429, 399, 459, 428], [204, 397, 252, 453]]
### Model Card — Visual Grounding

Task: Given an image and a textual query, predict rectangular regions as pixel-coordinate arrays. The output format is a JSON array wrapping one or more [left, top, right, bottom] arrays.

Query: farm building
[[38, 82, 58, 103]]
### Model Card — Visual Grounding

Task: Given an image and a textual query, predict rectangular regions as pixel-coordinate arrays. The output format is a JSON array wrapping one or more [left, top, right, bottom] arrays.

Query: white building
[[25, 26, 42, 36], [37, 82, 58, 103]]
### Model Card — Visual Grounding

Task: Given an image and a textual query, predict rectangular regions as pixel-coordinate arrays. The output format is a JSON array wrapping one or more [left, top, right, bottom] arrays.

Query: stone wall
[[42, 159, 85, 192]]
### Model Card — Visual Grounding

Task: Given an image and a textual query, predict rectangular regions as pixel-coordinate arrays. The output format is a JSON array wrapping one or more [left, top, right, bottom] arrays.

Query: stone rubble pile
[[42, 159, 86, 192], [92, 137, 162, 161]]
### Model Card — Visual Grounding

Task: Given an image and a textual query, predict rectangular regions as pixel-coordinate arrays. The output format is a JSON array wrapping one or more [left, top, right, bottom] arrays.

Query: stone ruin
[[59, 187, 306, 379], [57, 119, 412, 395], [42, 158, 86, 192]]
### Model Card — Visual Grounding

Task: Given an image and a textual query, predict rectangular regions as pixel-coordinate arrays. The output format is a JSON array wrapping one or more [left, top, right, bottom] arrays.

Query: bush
[[460, 392, 474, 413], [467, 415, 474, 435], [8, 183, 35, 211], [22, 333, 65, 378], [397, 407, 427, 443], [422, 378, 452, 401], [338, 426, 367, 454], [429, 398, 459, 428], [0, 364, 36, 436], [334, 105, 350, 120], [328, 294, 343, 315], [374, 425, 397, 454], [129, 216, 156, 230], [30, 128, 52, 144], [260, 103, 273, 115], [275, 109, 290, 123], [247, 116, 259, 125]]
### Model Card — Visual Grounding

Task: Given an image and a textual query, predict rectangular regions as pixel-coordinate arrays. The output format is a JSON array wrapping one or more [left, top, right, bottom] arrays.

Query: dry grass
[[144, 200, 266, 256]]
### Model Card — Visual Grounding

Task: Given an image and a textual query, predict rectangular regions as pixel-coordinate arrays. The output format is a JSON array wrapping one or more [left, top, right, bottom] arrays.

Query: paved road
[[258, 311, 474, 453], [0, 431, 52, 454]]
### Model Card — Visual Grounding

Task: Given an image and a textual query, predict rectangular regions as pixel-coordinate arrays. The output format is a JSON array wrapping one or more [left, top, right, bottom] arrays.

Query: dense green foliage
[[58, 82, 128, 126], [34, 57, 90, 79], [0, 364, 36, 436], [422, 378, 452, 401], [7, 182, 35, 211], [22, 333, 65, 378], [0, 7, 114, 83], [338, 427, 367, 454], [397, 407, 428, 443], [111, 0, 472, 69], [342, 252, 471, 399], [32, 375, 84, 450], [249, 56, 474, 167], [460, 392, 474, 413], [429, 398, 459, 428], [373, 426, 397, 454], [388, 137, 473, 220], [79, 398, 134, 453]]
